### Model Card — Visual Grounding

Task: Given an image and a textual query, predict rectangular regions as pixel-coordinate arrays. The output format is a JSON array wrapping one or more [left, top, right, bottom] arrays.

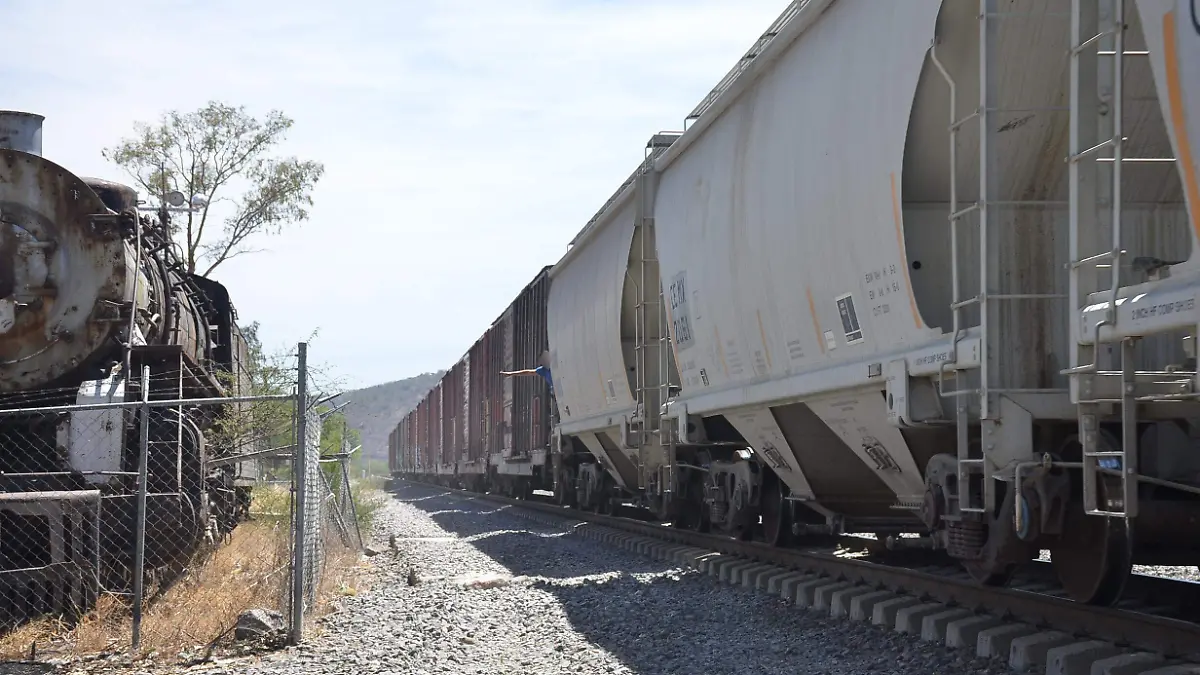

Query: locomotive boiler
[[0, 111, 255, 612]]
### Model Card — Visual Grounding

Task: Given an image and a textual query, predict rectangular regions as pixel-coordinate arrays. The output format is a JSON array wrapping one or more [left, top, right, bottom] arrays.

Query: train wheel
[[760, 471, 791, 547], [1050, 506, 1132, 605], [554, 475, 568, 505], [598, 474, 615, 515]]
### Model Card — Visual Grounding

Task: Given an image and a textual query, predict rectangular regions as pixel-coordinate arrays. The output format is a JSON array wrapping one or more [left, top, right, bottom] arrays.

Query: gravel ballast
[[188, 482, 1017, 675]]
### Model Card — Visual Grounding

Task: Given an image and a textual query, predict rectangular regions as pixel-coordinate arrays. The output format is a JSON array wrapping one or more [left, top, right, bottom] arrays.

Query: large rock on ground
[[234, 608, 286, 641]]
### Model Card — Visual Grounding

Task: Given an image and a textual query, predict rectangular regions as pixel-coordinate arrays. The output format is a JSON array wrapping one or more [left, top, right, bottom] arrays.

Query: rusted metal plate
[[0, 149, 127, 391]]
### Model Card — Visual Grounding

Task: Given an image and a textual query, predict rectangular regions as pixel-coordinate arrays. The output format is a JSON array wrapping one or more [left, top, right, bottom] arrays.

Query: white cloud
[[5, 0, 788, 388]]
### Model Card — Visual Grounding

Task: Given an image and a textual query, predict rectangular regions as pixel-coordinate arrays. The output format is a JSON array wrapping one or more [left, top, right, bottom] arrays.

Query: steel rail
[[395, 480, 1200, 661]]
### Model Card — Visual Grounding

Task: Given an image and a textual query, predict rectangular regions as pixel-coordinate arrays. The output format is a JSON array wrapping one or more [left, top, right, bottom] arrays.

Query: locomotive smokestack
[[0, 111, 44, 157]]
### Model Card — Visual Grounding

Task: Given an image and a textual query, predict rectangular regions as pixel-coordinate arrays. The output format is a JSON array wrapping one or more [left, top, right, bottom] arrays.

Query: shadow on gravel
[[385, 482, 1007, 675], [393, 485, 670, 579]]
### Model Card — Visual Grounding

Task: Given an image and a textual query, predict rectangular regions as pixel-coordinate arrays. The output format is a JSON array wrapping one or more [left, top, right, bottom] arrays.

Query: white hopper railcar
[[546, 0, 1200, 606]]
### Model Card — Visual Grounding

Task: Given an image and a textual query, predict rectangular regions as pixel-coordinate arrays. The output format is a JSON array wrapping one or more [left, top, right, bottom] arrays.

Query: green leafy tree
[[103, 101, 325, 277], [320, 411, 362, 457], [210, 322, 345, 471]]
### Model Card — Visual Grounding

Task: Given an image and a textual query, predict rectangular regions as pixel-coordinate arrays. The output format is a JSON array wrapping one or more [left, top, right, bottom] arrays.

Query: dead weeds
[[0, 483, 384, 667], [0, 517, 363, 664]]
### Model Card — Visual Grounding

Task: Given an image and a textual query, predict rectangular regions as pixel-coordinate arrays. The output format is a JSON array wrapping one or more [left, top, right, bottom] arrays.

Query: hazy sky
[[6, 0, 787, 389]]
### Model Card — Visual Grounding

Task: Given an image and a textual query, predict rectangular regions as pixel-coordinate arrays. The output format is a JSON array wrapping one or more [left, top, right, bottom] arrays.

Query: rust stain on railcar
[[1163, 10, 1200, 243], [806, 287, 824, 355], [889, 173, 923, 330], [755, 309, 772, 370], [714, 325, 729, 378]]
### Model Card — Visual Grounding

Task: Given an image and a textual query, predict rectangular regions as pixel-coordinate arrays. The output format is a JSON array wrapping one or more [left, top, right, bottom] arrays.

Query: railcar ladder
[[1062, 0, 1176, 518], [941, 0, 1072, 515], [633, 188, 659, 491], [632, 157, 677, 496]]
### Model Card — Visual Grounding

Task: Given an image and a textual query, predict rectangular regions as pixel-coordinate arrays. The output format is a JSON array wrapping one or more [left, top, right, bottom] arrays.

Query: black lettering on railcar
[[1130, 297, 1195, 321], [757, 440, 792, 472], [862, 436, 901, 473], [669, 271, 695, 350], [835, 293, 864, 344]]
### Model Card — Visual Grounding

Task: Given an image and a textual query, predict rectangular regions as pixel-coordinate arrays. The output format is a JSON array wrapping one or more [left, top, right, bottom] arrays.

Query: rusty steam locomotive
[[0, 111, 255, 617]]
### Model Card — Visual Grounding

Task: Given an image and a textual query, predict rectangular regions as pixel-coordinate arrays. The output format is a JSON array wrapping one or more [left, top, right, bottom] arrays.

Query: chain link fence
[[0, 343, 362, 663]]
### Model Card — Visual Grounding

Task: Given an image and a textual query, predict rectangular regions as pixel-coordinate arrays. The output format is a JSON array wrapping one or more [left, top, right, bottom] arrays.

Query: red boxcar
[[417, 397, 430, 474], [388, 426, 397, 476], [503, 269, 552, 460], [429, 383, 442, 475], [389, 266, 554, 496], [438, 370, 457, 476]]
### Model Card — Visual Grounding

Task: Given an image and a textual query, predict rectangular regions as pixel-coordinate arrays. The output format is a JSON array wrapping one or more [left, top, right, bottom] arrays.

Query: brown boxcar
[[504, 268, 553, 460], [417, 396, 431, 475], [437, 372, 452, 476], [455, 350, 488, 486], [387, 266, 555, 495], [467, 335, 489, 467], [429, 383, 442, 475], [398, 416, 408, 475], [403, 413, 413, 474], [388, 426, 397, 476], [399, 415, 413, 475], [486, 321, 506, 461], [448, 357, 468, 470]]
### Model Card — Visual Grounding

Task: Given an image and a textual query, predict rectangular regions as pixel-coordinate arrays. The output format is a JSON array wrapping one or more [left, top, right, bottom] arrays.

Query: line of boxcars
[[389, 269, 555, 498], [391, 0, 1200, 607]]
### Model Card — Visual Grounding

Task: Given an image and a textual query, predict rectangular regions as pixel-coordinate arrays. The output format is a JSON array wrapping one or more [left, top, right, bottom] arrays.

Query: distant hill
[[340, 372, 444, 460]]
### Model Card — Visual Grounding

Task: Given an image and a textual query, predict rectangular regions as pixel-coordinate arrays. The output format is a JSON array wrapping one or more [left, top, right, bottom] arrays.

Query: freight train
[[390, 0, 1200, 607], [0, 111, 257, 617]]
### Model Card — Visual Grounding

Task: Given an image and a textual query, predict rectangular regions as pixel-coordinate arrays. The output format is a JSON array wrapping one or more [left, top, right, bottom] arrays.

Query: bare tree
[[103, 101, 325, 277]]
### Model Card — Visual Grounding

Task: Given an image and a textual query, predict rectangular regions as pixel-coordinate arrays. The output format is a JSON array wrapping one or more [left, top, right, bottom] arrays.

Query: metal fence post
[[289, 342, 309, 646], [339, 455, 365, 550], [131, 365, 151, 652]]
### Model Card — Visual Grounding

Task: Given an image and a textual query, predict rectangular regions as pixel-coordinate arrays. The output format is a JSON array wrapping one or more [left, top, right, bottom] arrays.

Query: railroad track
[[391, 479, 1200, 675]]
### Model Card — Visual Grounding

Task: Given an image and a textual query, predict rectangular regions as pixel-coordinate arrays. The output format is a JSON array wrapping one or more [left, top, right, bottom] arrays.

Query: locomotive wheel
[[760, 471, 790, 547], [1050, 506, 1132, 605]]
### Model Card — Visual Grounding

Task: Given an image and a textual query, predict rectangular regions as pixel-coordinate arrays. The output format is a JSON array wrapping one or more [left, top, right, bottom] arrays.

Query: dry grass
[[0, 482, 373, 664], [0, 519, 292, 662]]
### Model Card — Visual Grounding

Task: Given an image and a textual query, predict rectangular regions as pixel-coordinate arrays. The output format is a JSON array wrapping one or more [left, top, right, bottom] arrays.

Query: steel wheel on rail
[[1049, 490, 1132, 605], [1047, 433, 1133, 605], [760, 470, 791, 547], [555, 466, 575, 507], [598, 474, 616, 516], [670, 469, 706, 531], [585, 471, 608, 514]]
